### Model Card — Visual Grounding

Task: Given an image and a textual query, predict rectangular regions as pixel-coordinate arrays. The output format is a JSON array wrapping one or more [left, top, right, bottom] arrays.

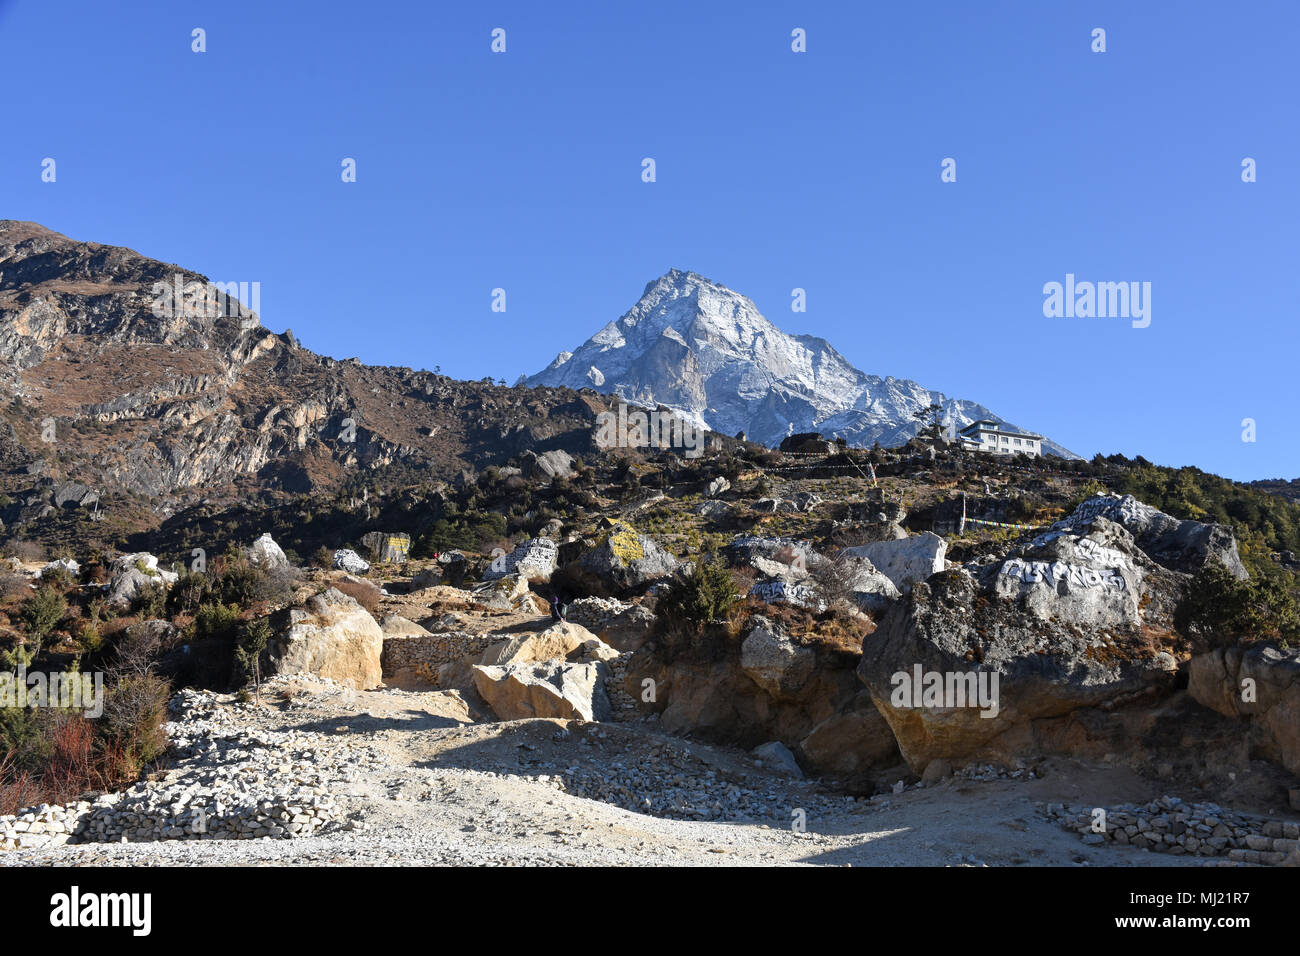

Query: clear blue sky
[[3, 0, 1297, 481]]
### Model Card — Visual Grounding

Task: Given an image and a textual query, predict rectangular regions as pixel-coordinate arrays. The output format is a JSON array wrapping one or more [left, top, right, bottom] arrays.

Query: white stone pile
[[0, 684, 388, 851]]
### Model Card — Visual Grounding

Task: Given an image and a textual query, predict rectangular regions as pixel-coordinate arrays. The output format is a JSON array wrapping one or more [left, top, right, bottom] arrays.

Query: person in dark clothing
[[550, 593, 567, 623]]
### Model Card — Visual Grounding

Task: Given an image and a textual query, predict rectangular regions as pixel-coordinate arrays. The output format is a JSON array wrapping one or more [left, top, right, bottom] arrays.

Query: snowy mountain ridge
[[528, 268, 1076, 456]]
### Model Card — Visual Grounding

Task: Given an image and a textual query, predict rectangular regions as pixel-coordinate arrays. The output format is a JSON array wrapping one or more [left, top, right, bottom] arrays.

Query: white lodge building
[[957, 419, 1043, 457]]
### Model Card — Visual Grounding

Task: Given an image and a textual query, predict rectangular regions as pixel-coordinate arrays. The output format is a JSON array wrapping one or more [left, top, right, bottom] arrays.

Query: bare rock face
[[1189, 644, 1300, 775], [841, 532, 946, 593], [269, 587, 383, 689], [799, 696, 901, 779], [479, 621, 618, 667], [472, 660, 610, 722], [857, 516, 1188, 772], [631, 615, 900, 786]]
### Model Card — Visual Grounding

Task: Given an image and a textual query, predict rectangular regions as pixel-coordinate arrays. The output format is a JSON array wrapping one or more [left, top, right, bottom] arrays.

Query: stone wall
[[1044, 797, 1300, 866], [381, 631, 504, 686]]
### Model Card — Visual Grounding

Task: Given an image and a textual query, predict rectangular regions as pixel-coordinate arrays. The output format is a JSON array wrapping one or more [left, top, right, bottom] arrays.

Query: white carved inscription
[[1000, 558, 1127, 591]]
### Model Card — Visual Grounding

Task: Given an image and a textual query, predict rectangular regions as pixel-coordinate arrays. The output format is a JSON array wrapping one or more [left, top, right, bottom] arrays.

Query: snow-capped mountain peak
[[528, 269, 1074, 455]]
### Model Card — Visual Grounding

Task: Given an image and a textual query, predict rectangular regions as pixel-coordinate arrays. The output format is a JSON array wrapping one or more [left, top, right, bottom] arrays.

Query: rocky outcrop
[[472, 660, 611, 722], [841, 532, 946, 593], [361, 532, 411, 564], [1189, 643, 1300, 776], [246, 532, 289, 570], [1047, 494, 1248, 580], [479, 621, 618, 667], [268, 588, 384, 688], [857, 516, 1189, 771], [522, 449, 575, 480], [105, 552, 177, 608], [578, 522, 680, 591], [630, 615, 900, 785]]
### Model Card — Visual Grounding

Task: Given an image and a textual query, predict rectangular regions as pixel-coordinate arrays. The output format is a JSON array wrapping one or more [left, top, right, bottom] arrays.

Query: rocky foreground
[[1, 673, 1294, 867]]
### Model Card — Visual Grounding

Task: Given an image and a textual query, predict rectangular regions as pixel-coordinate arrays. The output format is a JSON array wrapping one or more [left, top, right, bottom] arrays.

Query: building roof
[[958, 420, 1044, 440]]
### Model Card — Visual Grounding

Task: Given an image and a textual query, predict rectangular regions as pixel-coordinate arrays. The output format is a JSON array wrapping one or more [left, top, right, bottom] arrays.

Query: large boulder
[[246, 533, 289, 570], [479, 621, 618, 666], [380, 614, 432, 638], [841, 532, 946, 592], [578, 522, 680, 590], [472, 660, 610, 722], [483, 537, 558, 583], [333, 549, 371, 574], [857, 516, 1187, 771], [1049, 494, 1248, 581], [522, 449, 575, 480], [269, 587, 384, 688], [105, 553, 177, 608], [361, 532, 411, 564], [837, 554, 901, 613], [1188, 644, 1300, 776]]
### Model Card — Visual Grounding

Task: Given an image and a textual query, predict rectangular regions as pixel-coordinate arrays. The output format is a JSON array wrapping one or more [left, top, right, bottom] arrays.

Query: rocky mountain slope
[[528, 268, 1076, 456], [0, 220, 614, 509]]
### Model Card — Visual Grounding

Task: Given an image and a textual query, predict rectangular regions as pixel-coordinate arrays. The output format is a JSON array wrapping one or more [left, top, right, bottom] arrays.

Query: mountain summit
[[528, 269, 1074, 455]]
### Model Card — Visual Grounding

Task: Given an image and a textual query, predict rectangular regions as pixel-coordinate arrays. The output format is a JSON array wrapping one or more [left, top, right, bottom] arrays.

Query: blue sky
[[2, 0, 1297, 480]]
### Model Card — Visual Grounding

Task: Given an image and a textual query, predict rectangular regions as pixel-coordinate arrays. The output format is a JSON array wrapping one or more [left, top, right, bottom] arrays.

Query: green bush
[[1177, 560, 1300, 648], [192, 602, 241, 644], [18, 587, 67, 649], [656, 557, 740, 630]]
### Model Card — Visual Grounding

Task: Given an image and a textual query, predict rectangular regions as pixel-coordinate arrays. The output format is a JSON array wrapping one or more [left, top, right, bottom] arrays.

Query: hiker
[[550, 593, 567, 624]]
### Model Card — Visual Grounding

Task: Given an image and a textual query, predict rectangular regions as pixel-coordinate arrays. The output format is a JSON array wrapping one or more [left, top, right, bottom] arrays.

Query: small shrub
[[18, 587, 67, 649]]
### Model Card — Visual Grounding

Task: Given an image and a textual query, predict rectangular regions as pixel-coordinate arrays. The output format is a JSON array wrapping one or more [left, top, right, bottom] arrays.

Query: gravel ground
[[0, 676, 1282, 867]]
